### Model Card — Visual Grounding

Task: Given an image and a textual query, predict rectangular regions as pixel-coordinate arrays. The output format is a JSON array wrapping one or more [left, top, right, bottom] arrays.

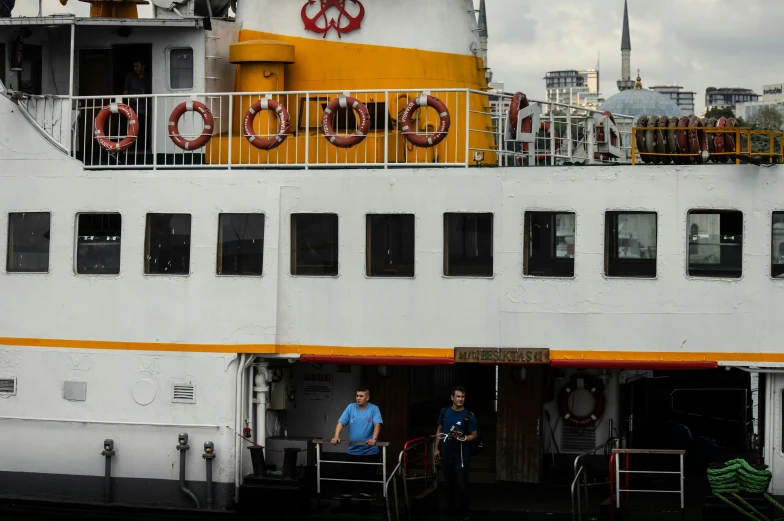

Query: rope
[[707, 458, 784, 520]]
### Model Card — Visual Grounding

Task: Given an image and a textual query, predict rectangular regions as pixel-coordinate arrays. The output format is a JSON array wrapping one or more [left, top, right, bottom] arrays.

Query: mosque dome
[[600, 73, 683, 119]]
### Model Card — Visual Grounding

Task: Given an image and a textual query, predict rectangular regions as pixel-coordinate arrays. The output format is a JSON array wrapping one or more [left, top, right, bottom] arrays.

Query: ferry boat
[[0, 0, 783, 518]]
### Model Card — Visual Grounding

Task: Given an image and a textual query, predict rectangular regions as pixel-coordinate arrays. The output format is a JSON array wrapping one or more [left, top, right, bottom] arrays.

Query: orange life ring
[[168, 101, 214, 151], [714, 117, 727, 163], [321, 96, 370, 148], [243, 98, 291, 151], [724, 117, 738, 160], [558, 375, 605, 427], [399, 94, 450, 148], [509, 92, 533, 149], [536, 122, 558, 161], [688, 116, 708, 164], [94, 102, 139, 153]]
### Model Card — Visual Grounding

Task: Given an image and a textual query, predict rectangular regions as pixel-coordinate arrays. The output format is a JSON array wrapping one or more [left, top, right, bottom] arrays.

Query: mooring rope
[[707, 458, 783, 521]]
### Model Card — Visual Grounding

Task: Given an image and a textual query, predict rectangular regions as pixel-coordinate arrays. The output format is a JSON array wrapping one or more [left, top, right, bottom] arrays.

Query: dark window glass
[[217, 213, 264, 276], [605, 212, 657, 278], [291, 213, 338, 276], [366, 214, 414, 277], [7, 212, 50, 273], [144, 213, 191, 275], [76, 213, 121, 275], [773, 212, 784, 278], [444, 213, 493, 277], [688, 210, 742, 278], [170, 48, 193, 89], [525, 212, 575, 277]]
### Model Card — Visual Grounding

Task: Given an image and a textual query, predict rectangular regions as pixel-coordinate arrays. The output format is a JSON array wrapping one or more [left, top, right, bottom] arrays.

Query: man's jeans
[[442, 451, 470, 519]]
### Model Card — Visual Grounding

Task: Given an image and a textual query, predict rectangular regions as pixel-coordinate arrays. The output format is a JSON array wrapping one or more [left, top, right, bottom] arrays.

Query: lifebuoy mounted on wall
[[94, 102, 139, 153], [243, 98, 291, 151], [321, 95, 370, 148], [168, 101, 214, 151], [595, 111, 622, 161], [399, 94, 450, 148], [509, 92, 533, 143], [558, 374, 605, 427]]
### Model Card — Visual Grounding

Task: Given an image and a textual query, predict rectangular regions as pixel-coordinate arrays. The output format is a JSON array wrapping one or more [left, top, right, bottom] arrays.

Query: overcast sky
[[19, 0, 783, 113]]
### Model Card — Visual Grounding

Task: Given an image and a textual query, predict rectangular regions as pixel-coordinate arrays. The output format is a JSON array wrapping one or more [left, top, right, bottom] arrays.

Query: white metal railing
[[314, 439, 389, 498], [5, 88, 635, 169]]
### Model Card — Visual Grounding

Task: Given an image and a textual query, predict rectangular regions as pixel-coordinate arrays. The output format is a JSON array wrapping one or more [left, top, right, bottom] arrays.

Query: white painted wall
[[236, 0, 480, 57]]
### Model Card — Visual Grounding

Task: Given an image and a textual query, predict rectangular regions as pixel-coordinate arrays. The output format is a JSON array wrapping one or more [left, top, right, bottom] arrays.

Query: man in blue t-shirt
[[435, 386, 478, 521], [331, 387, 383, 497]]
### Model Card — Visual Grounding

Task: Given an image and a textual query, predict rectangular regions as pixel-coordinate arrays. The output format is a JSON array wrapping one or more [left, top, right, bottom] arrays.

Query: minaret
[[478, 0, 493, 85], [616, 0, 634, 91]]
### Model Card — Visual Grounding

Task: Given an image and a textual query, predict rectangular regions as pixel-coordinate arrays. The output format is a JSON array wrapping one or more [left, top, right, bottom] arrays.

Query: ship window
[[688, 210, 742, 278], [525, 212, 575, 277], [169, 47, 193, 90], [76, 213, 121, 275], [444, 213, 493, 277], [366, 214, 414, 277], [217, 213, 264, 276], [291, 213, 338, 276], [6, 212, 50, 273], [144, 213, 191, 275], [605, 212, 657, 278], [773, 212, 784, 278]]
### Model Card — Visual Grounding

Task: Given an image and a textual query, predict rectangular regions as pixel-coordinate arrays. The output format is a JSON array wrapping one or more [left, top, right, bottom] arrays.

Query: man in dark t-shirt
[[435, 386, 478, 521]]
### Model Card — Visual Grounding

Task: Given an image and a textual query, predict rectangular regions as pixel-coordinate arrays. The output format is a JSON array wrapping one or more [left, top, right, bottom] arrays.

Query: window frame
[[216, 213, 265, 277], [290, 213, 339, 277], [686, 209, 743, 280], [604, 211, 658, 279], [74, 212, 123, 276], [167, 46, 194, 91], [365, 213, 416, 279], [6, 211, 51, 274], [143, 213, 192, 276], [443, 212, 494, 278], [523, 210, 576, 278]]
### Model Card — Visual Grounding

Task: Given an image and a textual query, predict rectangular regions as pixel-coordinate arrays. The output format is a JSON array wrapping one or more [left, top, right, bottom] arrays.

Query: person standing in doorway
[[123, 59, 151, 153], [435, 386, 478, 521], [331, 387, 383, 498]]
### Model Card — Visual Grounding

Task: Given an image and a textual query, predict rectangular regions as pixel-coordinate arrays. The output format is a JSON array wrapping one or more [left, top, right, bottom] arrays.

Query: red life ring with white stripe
[[595, 111, 622, 161], [399, 94, 450, 148], [168, 101, 214, 151], [243, 98, 291, 151], [509, 92, 533, 140], [558, 375, 605, 427], [94, 102, 139, 153], [321, 95, 370, 148]]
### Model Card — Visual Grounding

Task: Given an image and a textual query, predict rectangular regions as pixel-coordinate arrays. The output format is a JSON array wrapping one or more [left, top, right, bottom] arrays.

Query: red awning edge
[[550, 359, 718, 370], [298, 355, 454, 366]]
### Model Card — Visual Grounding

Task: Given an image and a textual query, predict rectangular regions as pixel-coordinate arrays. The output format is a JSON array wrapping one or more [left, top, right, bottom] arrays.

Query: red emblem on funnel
[[301, 0, 365, 38]]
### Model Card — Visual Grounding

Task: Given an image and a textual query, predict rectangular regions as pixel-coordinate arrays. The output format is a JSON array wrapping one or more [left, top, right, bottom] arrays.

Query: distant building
[[736, 83, 784, 127], [649, 85, 695, 115], [544, 69, 602, 111], [706, 88, 761, 111]]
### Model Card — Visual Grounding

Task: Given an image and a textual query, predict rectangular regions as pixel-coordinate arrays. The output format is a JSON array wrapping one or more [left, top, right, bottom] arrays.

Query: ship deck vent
[[172, 383, 195, 404], [561, 425, 596, 453], [0, 377, 17, 396]]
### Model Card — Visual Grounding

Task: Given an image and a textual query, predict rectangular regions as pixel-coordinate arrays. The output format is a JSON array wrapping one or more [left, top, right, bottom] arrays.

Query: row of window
[[4, 210, 784, 279]]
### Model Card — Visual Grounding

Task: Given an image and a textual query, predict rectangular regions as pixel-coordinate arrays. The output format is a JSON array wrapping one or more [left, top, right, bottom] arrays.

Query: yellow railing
[[631, 126, 783, 166]]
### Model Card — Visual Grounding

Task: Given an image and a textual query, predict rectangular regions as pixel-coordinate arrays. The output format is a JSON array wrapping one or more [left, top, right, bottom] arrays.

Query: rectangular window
[[688, 210, 742, 278], [76, 213, 121, 275], [773, 212, 784, 278], [170, 47, 193, 90], [444, 213, 493, 277], [6, 212, 50, 273], [605, 212, 657, 278], [144, 213, 191, 275], [291, 213, 338, 276], [525, 212, 575, 277], [366, 214, 415, 277], [217, 213, 264, 276]]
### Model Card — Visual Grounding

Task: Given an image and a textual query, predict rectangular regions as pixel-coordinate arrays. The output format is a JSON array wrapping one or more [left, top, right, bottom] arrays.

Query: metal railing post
[[316, 442, 321, 495], [304, 92, 310, 169], [464, 90, 471, 167], [384, 91, 389, 168], [615, 448, 620, 508], [382, 445, 387, 498], [227, 94, 233, 169]]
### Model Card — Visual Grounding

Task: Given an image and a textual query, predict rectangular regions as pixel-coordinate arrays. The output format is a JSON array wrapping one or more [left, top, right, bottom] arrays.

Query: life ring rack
[[399, 93, 451, 148], [558, 374, 605, 427], [168, 100, 215, 151], [94, 102, 139, 153]]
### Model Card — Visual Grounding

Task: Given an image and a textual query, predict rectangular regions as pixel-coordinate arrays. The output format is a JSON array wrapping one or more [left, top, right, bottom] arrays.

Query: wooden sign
[[454, 347, 550, 365]]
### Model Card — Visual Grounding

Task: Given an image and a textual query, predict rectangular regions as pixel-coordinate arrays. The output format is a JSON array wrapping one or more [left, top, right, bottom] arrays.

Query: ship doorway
[[111, 44, 152, 96]]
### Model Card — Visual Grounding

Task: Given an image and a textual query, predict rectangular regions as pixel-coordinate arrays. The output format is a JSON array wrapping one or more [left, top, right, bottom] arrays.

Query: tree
[[705, 106, 735, 120], [750, 106, 784, 131], [706, 87, 718, 93]]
